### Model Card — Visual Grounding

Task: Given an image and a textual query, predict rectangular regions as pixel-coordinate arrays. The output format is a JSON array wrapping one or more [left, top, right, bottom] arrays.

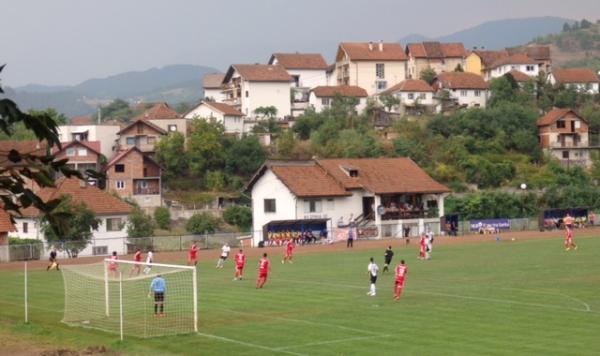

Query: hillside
[[3, 64, 219, 117], [400, 16, 571, 49], [531, 19, 600, 72]]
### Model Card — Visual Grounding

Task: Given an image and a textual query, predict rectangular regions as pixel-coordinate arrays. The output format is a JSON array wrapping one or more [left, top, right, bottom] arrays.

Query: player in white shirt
[[367, 257, 379, 296], [216, 243, 231, 269], [425, 228, 434, 260], [143, 250, 154, 275]]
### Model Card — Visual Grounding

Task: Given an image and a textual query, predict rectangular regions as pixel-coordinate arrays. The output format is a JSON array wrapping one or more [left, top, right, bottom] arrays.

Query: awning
[[265, 218, 329, 228]]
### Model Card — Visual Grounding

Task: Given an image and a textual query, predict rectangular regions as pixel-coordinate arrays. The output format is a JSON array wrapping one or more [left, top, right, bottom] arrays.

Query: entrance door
[[363, 197, 375, 220]]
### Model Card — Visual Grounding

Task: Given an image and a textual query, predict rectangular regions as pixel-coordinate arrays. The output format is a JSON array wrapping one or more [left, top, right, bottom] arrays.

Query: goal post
[[61, 259, 197, 339]]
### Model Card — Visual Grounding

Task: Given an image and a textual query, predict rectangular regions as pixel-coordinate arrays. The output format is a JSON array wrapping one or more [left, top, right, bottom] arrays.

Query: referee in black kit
[[382, 245, 394, 273]]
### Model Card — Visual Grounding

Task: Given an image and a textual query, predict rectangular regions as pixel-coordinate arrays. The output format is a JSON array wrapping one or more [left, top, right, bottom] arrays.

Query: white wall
[[308, 92, 367, 114], [58, 125, 120, 159], [242, 81, 292, 119], [488, 63, 539, 80], [204, 88, 226, 102], [184, 105, 244, 134], [547, 75, 600, 94], [294, 191, 368, 228], [9, 218, 40, 240], [448, 89, 488, 108], [351, 61, 407, 96], [395, 91, 436, 107], [286, 69, 327, 89], [10, 215, 129, 241]]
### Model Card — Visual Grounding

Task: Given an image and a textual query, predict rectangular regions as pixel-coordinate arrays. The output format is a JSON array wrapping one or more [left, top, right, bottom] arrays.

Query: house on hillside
[[203, 73, 226, 102], [308, 85, 368, 113], [53, 140, 104, 184], [246, 158, 450, 246], [334, 41, 408, 95], [405, 42, 467, 79], [537, 108, 593, 168], [221, 64, 292, 119], [548, 68, 600, 94], [115, 119, 167, 153], [431, 72, 489, 108], [183, 101, 245, 135], [483, 54, 539, 81], [268, 53, 328, 117], [465, 49, 509, 77], [9, 178, 133, 256], [104, 147, 162, 208], [58, 120, 120, 159], [507, 46, 552, 74], [377, 79, 437, 115], [131, 102, 187, 136]]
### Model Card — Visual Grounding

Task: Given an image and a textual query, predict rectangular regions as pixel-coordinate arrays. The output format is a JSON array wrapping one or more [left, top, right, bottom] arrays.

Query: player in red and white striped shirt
[[129, 248, 142, 276], [565, 227, 577, 251], [233, 249, 246, 280], [394, 260, 408, 301], [255, 253, 271, 289]]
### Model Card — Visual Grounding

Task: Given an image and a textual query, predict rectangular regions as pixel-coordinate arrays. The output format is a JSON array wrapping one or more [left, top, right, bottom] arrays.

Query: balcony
[[134, 187, 160, 195]]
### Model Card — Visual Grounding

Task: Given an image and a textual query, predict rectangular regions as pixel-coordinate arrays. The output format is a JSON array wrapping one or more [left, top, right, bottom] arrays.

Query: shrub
[[127, 208, 155, 238], [186, 213, 219, 234], [153, 206, 171, 230], [223, 205, 252, 230]]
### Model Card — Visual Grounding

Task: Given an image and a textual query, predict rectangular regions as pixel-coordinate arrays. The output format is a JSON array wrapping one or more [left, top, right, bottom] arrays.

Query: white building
[[58, 120, 120, 159], [377, 79, 436, 114], [9, 178, 133, 256], [246, 158, 450, 246], [308, 85, 368, 113], [202, 73, 226, 102], [484, 54, 539, 81], [548, 68, 600, 94], [268, 53, 328, 117], [222, 64, 292, 119], [432, 72, 490, 108], [184, 101, 245, 135]]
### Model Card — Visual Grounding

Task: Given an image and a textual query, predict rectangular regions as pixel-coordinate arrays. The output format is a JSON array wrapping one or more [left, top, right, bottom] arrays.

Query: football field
[[0, 235, 599, 355]]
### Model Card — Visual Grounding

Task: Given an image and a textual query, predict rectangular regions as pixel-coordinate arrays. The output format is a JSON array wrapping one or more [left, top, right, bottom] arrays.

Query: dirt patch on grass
[[0, 334, 112, 356]]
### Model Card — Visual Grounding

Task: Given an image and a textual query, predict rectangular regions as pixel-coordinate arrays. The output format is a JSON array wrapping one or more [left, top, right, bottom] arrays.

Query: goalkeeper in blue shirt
[[149, 275, 166, 317]]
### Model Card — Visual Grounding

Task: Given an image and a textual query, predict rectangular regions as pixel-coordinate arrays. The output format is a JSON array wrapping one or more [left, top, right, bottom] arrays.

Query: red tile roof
[[53, 140, 102, 156], [536, 108, 586, 127], [70, 116, 94, 125], [381, 79, 434, 95], [117, 119, 168, 135], [202, 101, 244, 116], [340, 42, 407, 61], [271, 165, 350, 197], [0, 209, 16, 233], [316, 158, 450, 194], [434, 72, 489, 90], [506, 46, 551, 61], [311, 85, 368, 98], [19, 178, 133, 217], [203, 73, 225, 88], [407, 42, 467, 59], [506, 70, 532, 82], [551, 68, 599, 84], [270, 53, 328, 70], [489, 54, 537, 69], [226, 64, 293, 82], [473, 50, 509, 67], [0, 141, 48, 167], [132, 102, 180, 121]]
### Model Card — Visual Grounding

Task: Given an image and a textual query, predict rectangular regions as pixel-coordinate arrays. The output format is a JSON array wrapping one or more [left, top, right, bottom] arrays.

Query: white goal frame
[[102, 259, 198, 340]]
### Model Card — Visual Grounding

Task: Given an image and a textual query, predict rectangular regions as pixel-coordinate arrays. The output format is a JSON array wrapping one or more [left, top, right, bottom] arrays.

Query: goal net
[[60, 259, 197, 338]]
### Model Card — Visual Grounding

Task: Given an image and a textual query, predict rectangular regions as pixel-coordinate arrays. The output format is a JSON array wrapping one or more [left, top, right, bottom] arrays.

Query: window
[[557, 120, 565, 129], [474, 90, 481, 97], [562, 151, 569, 159], [376, 81, 387, 90], [304, 199, 322, 213], [126, 137, 136, 145], [408, 93, 415, 100], [66, 148, 75, 157], [168, 125, 177, 132], [116, 180, 125, 190], [245, 91, 249, 98], [321, 97, 331, 106], [264, 199, 276, 213], [106, 218, 123, 232], [22, 222, 28, 233], [292, 75, 300, 87], [574, 120, 581, 129], [78, 148, 87, 156], [460, 90, 468, 97], [526, 65, 534, 72], [147, 136, 156, 144], [376, 63, 385, 79], [93, 246, 108, 255], [138, 180, 149, 189], [115, 164, 125, 173], [418, 93, 426, 100]]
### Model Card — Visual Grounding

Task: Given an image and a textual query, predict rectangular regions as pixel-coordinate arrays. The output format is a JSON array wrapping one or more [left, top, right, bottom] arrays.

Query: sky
[[1, 0, 599, 87]]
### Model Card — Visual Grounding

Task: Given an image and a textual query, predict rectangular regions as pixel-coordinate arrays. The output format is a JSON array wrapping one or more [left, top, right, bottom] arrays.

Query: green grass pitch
[[1, 236, 599, 355]]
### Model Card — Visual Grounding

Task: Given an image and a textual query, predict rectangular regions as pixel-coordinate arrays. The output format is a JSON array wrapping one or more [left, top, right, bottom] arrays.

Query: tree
[[204, 170, 226, 191], [379, 94, 400, 111], [153, 206, 171, 230], [127, 208, 154, 238], [99, 98, 132, 122], [186, 119, 225, 176], [580, 19, 592, 29], [224, 135, 267, 176], [223, 205, 252, 231], [42, 197, 100, 257], [563, 22, 571, 32], [154, 131, 188, 180], [186, 213, 218, 234], [454, 64, 464, 72], [420, 67, 437, 85], [254, 106, 278, 119], [251, 118, 282, 135]]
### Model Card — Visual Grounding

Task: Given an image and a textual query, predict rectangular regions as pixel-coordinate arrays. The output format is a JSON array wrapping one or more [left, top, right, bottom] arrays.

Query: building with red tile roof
[[184, 101, 245, 135], [537, 109, 592, 168], [377, 79, 437, 115], [483, 54, 539, 80], [246, 158, 449, 244], [202, 73, 226, 102], [432, 72, 489, 108], [130, 102, 187, 137], [308, 86, 368, 113], [405, 42, 467, 79], [548, 68, 599, 94], [507, 46, 552, 73]]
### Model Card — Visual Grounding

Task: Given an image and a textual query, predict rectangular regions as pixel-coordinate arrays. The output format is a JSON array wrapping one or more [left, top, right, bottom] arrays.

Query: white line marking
[[502, 287, 592, 312], [275, 334, 392, 351], [196, 332, 307, 356]]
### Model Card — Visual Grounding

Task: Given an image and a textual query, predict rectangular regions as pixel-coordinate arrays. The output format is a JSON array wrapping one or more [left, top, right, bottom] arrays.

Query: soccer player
[[367, 257, 379, 296], [234, 249, 246, 280], [149, 274, 166, 317], [565, 227, 577, 251], [425, 229, 434, 260], [143, 249, 154, 275], [255, 253, 271, 289], [394, 260, 408, 301], [130, 248, 142, 276], [188, 242, 198, 266], [418, 233, 426, 260], [109, 251, 119, 278], [383, 246, 394, 273], [47, 249, 59, 271], [216, 243, 230, 269], [282, 239, 295, 264]]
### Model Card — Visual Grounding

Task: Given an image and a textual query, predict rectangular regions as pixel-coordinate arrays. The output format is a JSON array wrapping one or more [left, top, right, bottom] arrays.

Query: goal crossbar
[[103, 259, 196, 270]]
